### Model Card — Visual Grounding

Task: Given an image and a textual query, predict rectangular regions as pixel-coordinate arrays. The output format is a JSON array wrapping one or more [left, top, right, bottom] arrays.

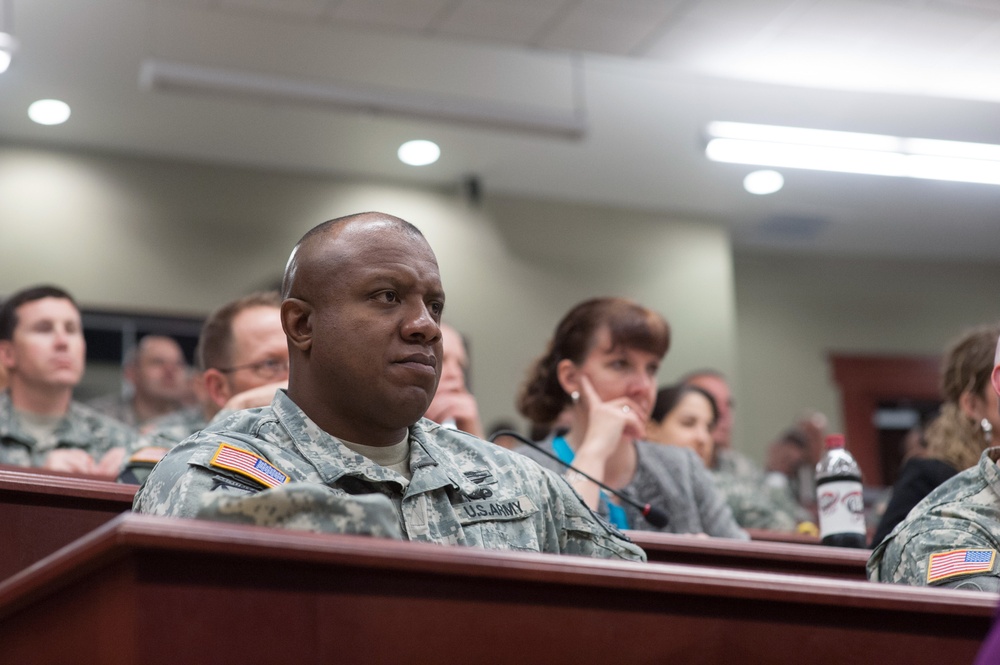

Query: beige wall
[[7, 143, 999, 462], [733, 253, 1000, 462], [0, 143, 737, 431]]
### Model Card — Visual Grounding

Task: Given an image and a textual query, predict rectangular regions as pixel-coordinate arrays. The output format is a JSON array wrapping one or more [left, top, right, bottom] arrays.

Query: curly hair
[[925, 323, 1000, 470], [517, 297, 670, 425]]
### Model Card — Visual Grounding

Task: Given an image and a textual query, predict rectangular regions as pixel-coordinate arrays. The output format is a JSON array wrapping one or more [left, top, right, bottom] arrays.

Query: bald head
[[282, 212, 425, 301]]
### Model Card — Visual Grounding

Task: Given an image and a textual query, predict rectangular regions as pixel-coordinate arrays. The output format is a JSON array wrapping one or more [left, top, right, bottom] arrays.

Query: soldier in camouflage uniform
[[119, 292, 288, 483], [0, 285, 140, 477], [134, 213, 645, 561], [868, 447, 1000, 591], [682, 371, 810, 531]]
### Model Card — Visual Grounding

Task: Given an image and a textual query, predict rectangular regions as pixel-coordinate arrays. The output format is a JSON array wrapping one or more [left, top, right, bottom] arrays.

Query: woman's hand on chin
[[576, 376, 646, 458]]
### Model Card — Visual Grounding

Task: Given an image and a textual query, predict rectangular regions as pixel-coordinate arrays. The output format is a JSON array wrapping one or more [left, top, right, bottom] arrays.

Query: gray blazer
[[515, 437, 748, 539]]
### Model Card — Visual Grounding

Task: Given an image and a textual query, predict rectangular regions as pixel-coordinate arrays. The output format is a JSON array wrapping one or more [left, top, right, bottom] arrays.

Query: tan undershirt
[[15, 409, 63, 453], [339, 434, 412, 481]]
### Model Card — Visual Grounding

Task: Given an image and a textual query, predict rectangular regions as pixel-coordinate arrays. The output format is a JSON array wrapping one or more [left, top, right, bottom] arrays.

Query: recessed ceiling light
[[0, 32, 15, 74], [28, 99, 71, 125], [398, 140, 440, 166], [743, 170, 784, 195]]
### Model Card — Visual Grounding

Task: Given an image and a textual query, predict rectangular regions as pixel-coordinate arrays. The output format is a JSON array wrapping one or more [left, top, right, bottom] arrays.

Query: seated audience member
[[646, 383, 717, 467], [867, 332, 1000, 591], [681, 369, 761, 480], [648, 384, 806, 532], [133, 212, 644, 561], [0, 285, 139, 477], [871, 323, 1000, 547], [514, 298, 746, 539], [86, 335, 189, 428], [119, 291, 288, 483], [763, 426, 817, 497], [422, 322, 484, 438]]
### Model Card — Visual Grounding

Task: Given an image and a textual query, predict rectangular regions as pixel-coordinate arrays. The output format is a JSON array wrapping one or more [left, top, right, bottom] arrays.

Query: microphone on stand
[[489, 429, 669, 529]]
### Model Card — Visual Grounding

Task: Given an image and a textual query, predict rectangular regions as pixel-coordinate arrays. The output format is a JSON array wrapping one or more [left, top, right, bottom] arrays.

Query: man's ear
[[202, 369, 232, 410], [0, 341, 15, 371], [282, 298, 313, 352], [123, 362, 137, 386], [556, 359, 579, 398]]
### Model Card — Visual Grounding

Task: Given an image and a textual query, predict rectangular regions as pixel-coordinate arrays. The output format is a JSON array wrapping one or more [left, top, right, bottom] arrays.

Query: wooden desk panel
[[628, 530, 870, 579], [0, 465, 136, 579], [0, 514, 993, 664]]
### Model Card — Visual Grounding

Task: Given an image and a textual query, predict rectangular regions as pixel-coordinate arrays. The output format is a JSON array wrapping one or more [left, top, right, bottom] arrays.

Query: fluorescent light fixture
[[0, 32, 15, 74], [28, 99, 71, 125], [139, 59, 586, 140], [398, 140, 440, 166], [743, 170, 784, 195], [706, 121, 1000, 186]]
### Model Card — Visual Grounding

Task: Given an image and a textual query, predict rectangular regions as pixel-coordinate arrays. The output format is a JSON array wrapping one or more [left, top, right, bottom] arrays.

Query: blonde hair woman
[[871, 323, 1000, 546]]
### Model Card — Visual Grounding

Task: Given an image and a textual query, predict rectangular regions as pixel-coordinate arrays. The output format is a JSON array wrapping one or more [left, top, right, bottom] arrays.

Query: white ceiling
[[3, 0, 1000, 261]]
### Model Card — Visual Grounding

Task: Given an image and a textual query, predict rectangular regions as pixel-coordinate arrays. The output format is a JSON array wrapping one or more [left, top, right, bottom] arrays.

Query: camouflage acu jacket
[[0, 390, 140, 467], [133, 391, 645, 562], [868, 447, 1000, 591]]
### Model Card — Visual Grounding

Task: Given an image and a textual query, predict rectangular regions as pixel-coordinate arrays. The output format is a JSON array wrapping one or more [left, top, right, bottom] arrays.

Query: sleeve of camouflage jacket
[[532, 466, 647, 562]]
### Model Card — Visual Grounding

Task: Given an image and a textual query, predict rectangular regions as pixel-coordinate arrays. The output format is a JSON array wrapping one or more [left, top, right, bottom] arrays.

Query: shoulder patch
[[210, 443, 289, 489], [927, 548, 997, 584]]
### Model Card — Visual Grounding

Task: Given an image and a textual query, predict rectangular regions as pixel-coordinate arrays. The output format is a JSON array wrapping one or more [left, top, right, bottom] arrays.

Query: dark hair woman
[[516, 297, 746, 538]]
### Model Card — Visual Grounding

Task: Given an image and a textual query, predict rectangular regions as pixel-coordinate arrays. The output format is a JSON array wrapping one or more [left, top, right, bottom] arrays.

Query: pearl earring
[[571, 391, 580, 403], [982, 418, 994, 444]]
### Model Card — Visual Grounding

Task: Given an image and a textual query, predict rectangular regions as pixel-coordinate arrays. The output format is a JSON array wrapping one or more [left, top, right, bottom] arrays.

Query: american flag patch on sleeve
[[210, 443, 289, 489], [926, 548, 997, 584]]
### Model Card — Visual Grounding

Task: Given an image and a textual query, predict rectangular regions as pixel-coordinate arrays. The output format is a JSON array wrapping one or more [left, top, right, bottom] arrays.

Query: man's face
[[686, 374, 732, 449], [305, 227, 444, 434], [224, 306, 289, 396], [132, 337, 188, 403], [0, 297, 85, 390]]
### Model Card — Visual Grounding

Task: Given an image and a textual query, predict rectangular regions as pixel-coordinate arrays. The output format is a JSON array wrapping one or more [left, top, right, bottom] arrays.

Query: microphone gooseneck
[[488, 429, 669, 529]]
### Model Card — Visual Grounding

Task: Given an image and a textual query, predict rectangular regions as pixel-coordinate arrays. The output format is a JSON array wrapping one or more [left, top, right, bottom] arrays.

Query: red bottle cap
[[825, 434, 845, 449]]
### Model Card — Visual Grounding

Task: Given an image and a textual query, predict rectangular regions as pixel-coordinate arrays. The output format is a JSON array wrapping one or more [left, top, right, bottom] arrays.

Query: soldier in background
[[87, 335, 189, 428], [0, 285, 139, 477], [119, 291, 287, 483], [868, 333, 1000, 591]]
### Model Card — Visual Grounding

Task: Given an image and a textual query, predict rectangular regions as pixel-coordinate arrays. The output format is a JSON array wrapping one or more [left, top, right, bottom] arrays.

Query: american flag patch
[[926, 548, 996, 584], [210, 443, 288, 489]]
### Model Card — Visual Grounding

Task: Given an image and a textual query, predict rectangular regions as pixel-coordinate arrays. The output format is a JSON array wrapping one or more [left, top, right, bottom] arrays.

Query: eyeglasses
[[217, 358, 289, 381]]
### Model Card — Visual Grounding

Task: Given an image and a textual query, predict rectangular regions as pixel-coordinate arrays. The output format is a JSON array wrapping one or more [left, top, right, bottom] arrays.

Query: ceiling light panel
[[706, 121, 1000, 186]]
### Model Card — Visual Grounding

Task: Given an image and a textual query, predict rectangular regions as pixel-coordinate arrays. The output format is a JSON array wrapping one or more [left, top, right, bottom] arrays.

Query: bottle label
[[817, 479, 865, 538]]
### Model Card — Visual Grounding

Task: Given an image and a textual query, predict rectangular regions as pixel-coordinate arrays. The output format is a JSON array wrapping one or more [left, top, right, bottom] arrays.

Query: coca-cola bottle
[[815, 434, 866, 548]]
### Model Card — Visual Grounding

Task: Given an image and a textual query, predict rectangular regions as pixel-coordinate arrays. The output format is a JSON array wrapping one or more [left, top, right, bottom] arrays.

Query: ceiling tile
[[538, 0, 684, 56], [217, 0, 330, 20], [329, 0, 453, 31], [432, 0, 566, 44]]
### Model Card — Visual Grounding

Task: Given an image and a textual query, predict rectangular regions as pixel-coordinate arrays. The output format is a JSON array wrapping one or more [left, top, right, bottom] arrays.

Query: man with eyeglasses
[[119, 292, 288, 483]]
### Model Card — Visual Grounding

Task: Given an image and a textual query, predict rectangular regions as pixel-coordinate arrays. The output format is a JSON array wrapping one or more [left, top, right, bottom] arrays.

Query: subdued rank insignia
[[463, 469, 495, 485], [209, 443, 289, 489], [926, 548, 997, 584]]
